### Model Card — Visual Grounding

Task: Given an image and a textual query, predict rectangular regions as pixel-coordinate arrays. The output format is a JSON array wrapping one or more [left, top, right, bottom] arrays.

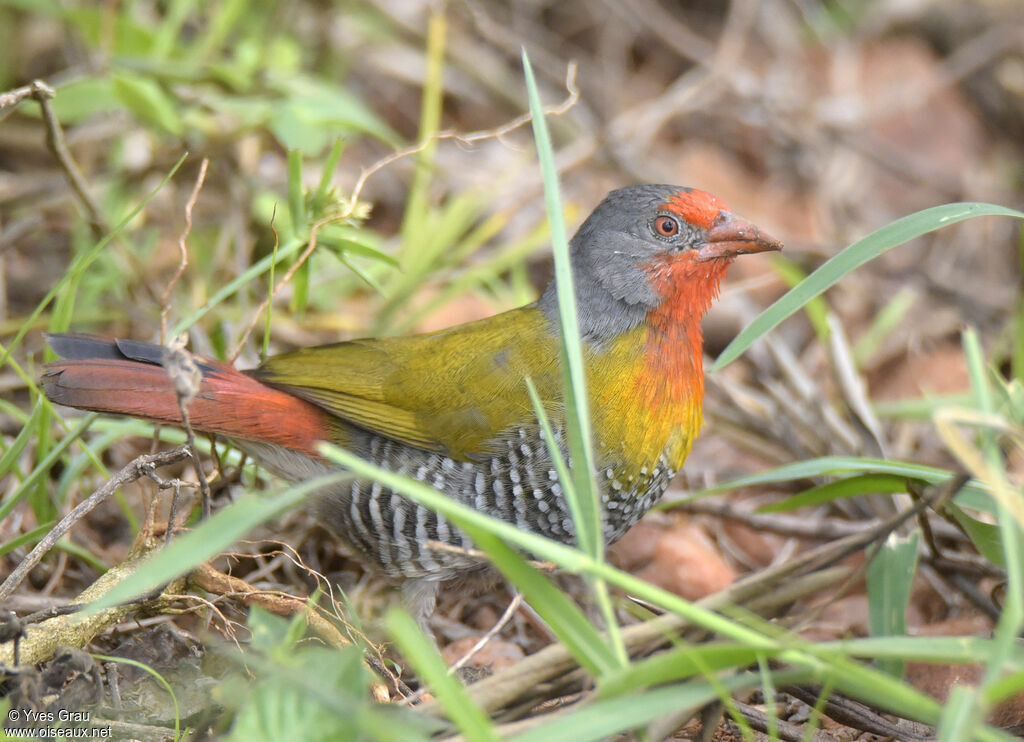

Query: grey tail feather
[[45, 333, 219, 374]]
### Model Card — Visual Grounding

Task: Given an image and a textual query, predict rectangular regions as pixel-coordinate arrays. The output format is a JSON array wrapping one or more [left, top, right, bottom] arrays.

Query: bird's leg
[[401, 578, 440, 637]]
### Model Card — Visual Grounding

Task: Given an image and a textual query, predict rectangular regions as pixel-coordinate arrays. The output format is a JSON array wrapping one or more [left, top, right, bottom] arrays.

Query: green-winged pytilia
[[42, 185, 782, 617]]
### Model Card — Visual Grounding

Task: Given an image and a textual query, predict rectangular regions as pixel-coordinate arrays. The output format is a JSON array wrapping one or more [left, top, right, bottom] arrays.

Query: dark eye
[[653, 215, 679, 237]]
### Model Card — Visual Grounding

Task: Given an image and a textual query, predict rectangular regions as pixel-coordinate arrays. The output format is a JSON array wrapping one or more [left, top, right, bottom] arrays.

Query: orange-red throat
[[643, 188, 781, 411], [641, 250, 729, 416], [633, 189, 782, 466]]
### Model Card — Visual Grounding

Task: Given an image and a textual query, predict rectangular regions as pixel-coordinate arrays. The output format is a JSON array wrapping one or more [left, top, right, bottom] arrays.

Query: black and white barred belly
[[242, 429, 677, 580]]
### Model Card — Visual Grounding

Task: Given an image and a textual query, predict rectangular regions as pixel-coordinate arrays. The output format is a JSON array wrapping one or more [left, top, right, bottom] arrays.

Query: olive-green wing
[[249, 306, 562, 458]]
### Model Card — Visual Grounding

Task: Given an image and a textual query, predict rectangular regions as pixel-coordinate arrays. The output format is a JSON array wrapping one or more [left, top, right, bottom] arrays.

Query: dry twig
[[161, 158, 209, 342], [28, 80, 108, 239], [189, 563, 350, 648], [0, 447, 191, 603]]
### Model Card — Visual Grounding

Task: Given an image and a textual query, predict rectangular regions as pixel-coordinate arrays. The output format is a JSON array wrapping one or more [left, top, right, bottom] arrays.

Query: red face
[[659, 189, 732, 231], [641, 186, 781, 325], [655, 188, 782, 263]]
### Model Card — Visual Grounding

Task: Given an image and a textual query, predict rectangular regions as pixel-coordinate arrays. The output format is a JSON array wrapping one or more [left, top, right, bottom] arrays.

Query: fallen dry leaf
[[634, 520, 738, 600], [441, 635, 525, 672]]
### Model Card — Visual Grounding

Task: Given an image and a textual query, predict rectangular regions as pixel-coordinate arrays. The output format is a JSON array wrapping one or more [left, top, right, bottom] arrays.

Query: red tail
[[41, 334, 331, 457]]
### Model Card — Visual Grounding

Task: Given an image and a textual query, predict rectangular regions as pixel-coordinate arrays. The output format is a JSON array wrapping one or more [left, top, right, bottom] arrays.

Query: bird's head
[[540, 184, 782, 340]]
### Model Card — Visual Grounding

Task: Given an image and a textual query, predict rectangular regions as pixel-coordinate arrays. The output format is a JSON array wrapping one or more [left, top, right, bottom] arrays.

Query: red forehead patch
[[660, 189, 731, 230]]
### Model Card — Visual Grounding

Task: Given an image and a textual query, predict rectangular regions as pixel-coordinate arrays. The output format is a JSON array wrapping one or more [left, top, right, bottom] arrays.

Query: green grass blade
[[1013, 227, 1024, 381], [262, 228, 281, 360], [398, 8, 445, 254], [873, 392, 974, 421], [387, 610, 500, 742], [755, 473, 913, 513], [512, 671, 809, 742], [522, 49, 623, 665], [57, 536, 109, 572], [985, 670, 1024, 707], [151, 0, 195, 60], [757, 656, 780, 741], [712, 203, 1024, 371], [286, 148, 305, 237], [0, 401, 40, 490], [853, 286, 917, 367], [962, 329, 1024, 691], [467, 527, 618, 676], [768, 254, 831, 342], [315, 137, 345, 204], [947, 503, 1005, 567], [0, 397, 31, 427], [936, 685, 983, 742], [681, 455, 977, 498], [521, 51, 602, 561], [524, 377, 579, 525], [866, 531, 920, 678], [0, 521, 56, 559], [1, 412, 99, 523], [193, 0, 246, 60], [821, 635, 1024, 665], [599, 644, 767, 697]]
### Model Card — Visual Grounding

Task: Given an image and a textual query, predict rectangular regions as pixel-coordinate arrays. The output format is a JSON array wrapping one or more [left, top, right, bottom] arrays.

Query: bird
[[41, 184, 781, 617]]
